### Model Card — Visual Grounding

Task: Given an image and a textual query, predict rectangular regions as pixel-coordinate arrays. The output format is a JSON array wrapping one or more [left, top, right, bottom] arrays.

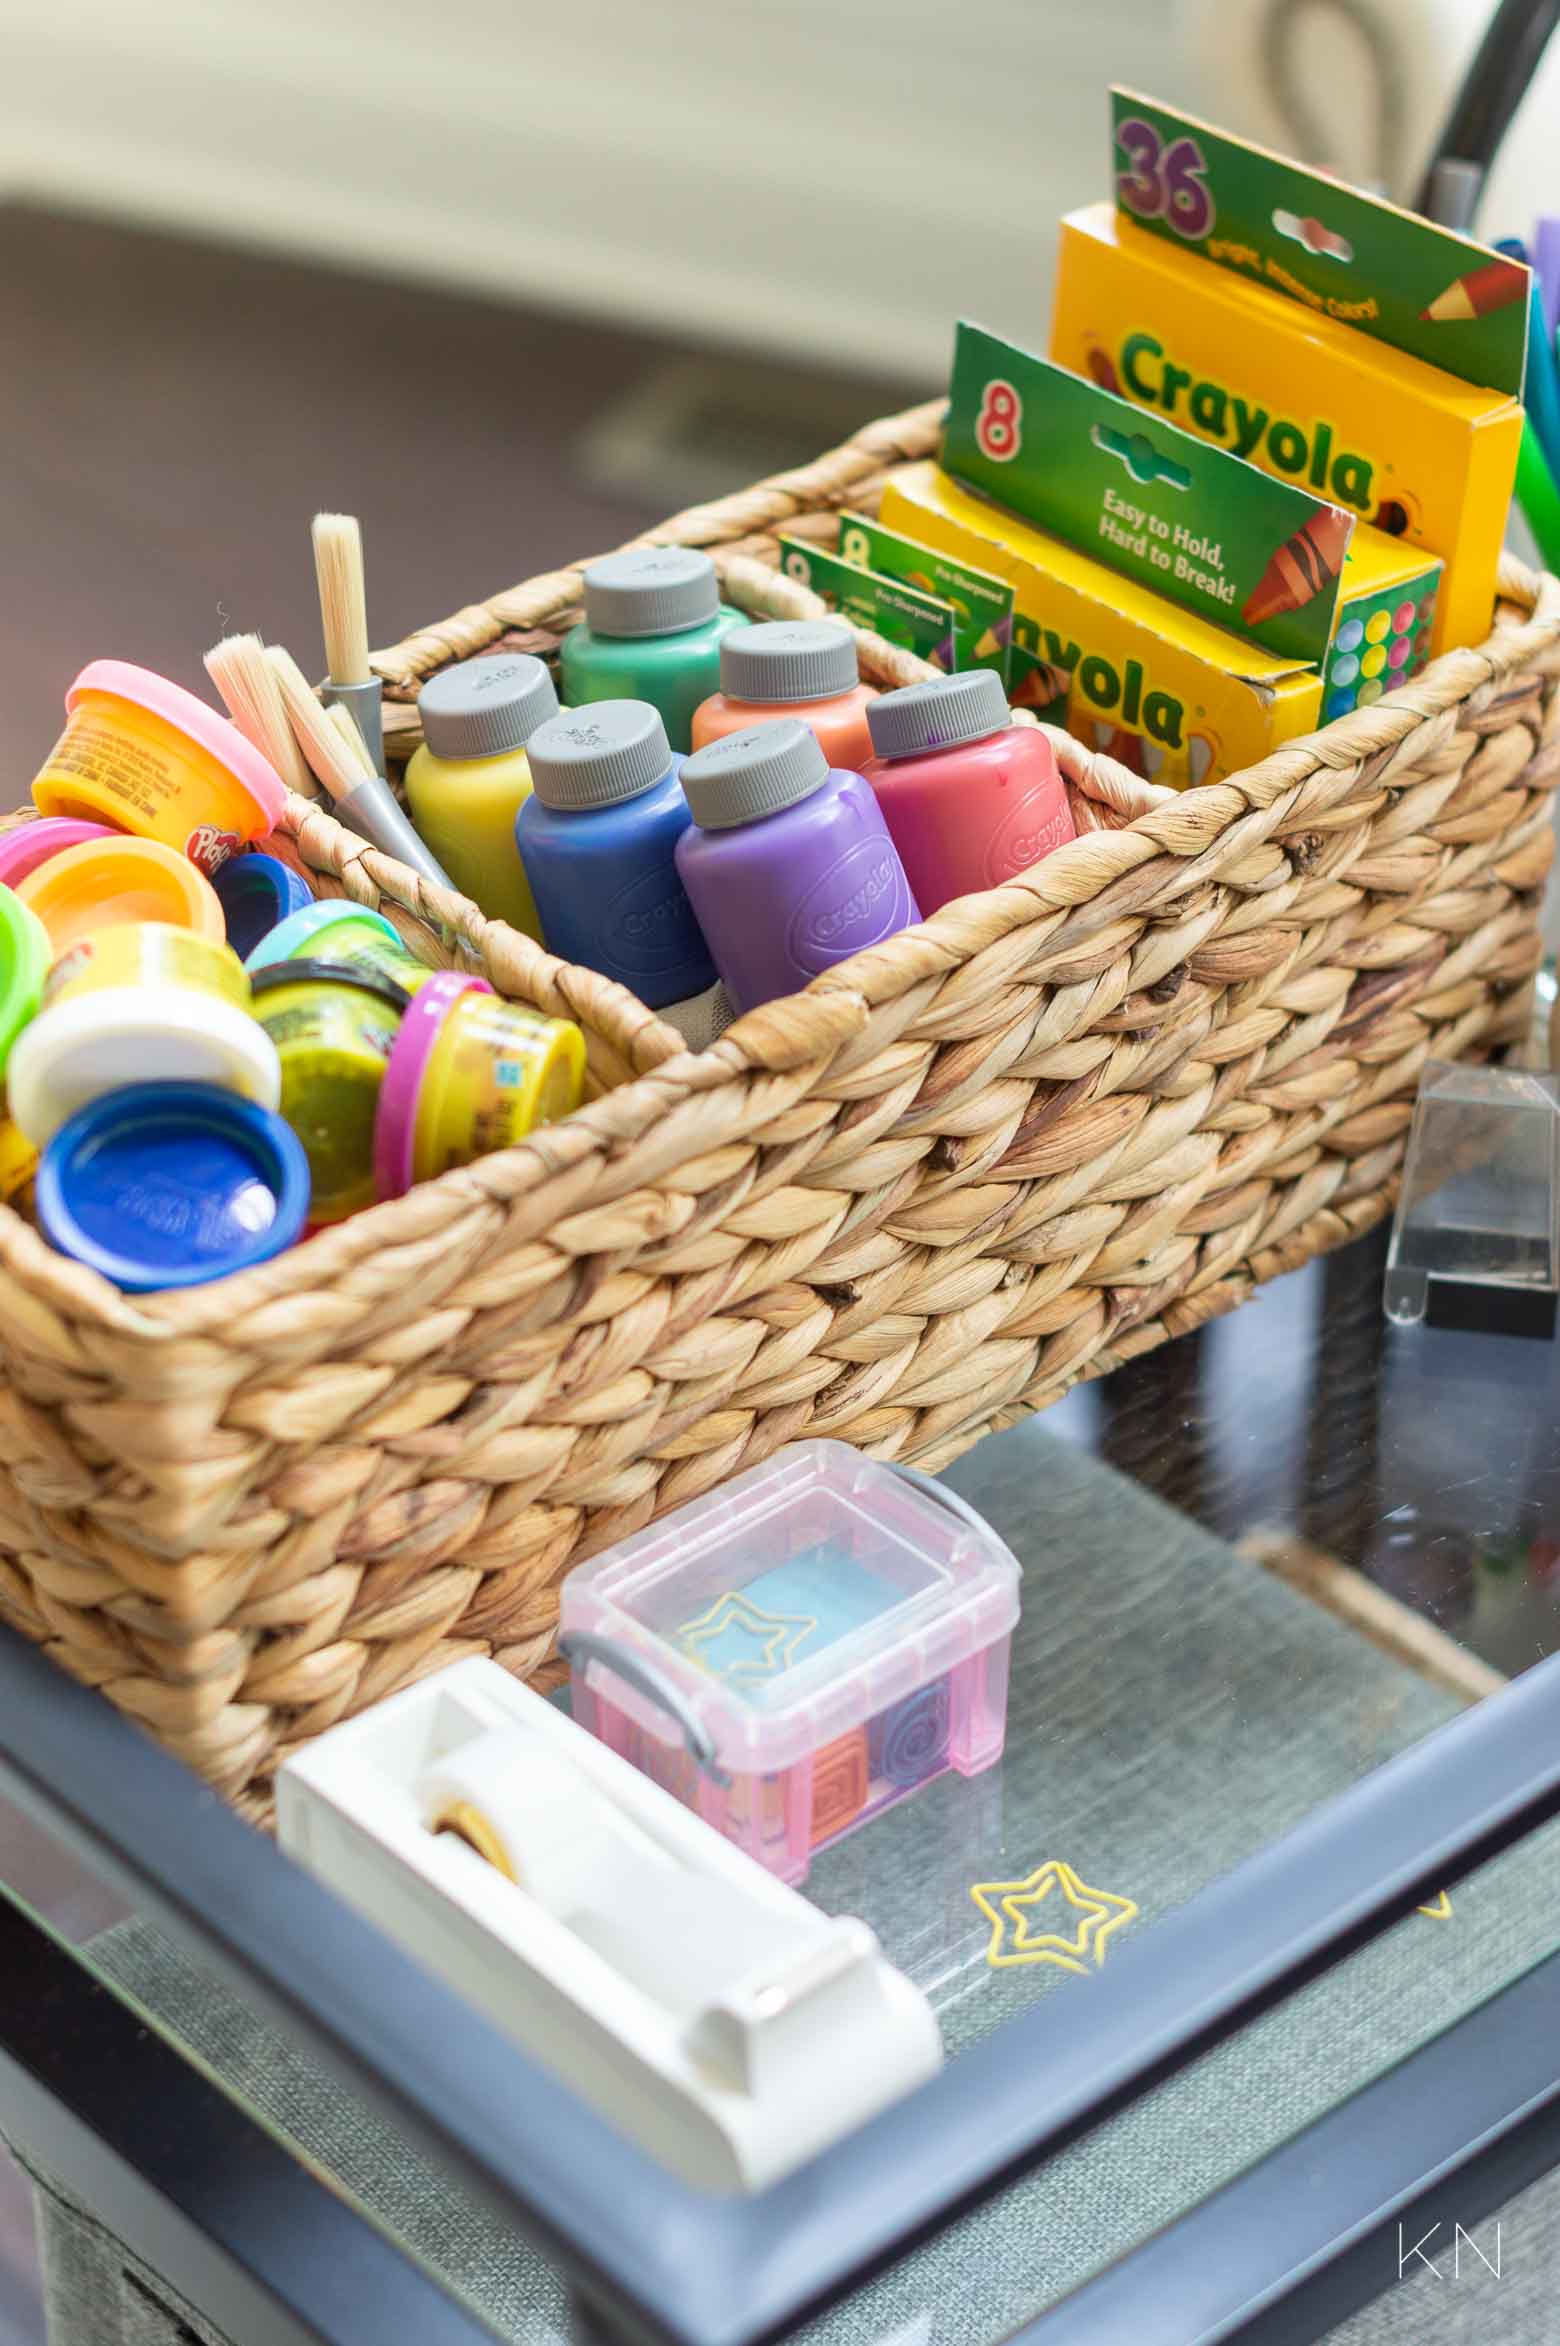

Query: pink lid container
[[372, 970, 495, 1200], [0, 819, 119, 892], [32, 661, 289, 876], [64, 662, 289, 831]]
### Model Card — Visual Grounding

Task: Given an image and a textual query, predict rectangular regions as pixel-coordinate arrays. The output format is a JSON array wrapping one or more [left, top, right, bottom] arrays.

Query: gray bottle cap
[[525, 700, 673, 809], [679, 719, 830, 830], [865, 669, 1012, 761], [418, 653, 559, 760], [582, 548, 719, 639], [719, 620, 858, 705]]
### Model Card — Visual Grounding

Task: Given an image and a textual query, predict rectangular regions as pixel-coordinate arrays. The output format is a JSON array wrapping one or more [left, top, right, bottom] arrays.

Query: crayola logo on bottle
[[609, 865, 706, 975], [1013, 616, 1186, 747], [1116, 335, 1376, 509], [788, 839, 912, 970], [987, 792, 1075, 884]]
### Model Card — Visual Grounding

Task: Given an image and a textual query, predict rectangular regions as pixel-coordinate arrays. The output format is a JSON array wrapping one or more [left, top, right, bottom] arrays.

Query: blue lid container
[[212, 852, 313, 961], [36, 1082, 311, 1290]]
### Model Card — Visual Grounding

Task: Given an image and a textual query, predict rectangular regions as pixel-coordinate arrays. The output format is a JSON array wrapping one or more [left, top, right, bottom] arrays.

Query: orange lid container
[[17, 837, 225, 955]]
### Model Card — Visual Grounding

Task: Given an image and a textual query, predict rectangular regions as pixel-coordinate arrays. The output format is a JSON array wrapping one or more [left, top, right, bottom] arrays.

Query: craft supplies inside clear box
[[561, 1441, 1022, 1883]]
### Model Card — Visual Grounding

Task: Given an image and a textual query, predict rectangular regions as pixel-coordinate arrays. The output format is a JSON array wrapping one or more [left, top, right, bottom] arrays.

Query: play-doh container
[[0, 819, 119, 892], [16, 837, 225, 955], [252, 959, 410, 1223], [373, 970, 586, 1197], [0, 886, 50, 1081], [7, 924, 278, 1146], [560, 1440, 1022, 1884], [35, 1082, 310, 1291], [247, 901, 435, 998], [31, 662, 287, 876], [0, 1115, 40, 1216], [213, 852, 314, 961]]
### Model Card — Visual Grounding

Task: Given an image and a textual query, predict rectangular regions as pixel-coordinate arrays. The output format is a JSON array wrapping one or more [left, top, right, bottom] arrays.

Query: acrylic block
[[1384, 1061, 1560, 1339], [560, 1441, 1022, 1883]]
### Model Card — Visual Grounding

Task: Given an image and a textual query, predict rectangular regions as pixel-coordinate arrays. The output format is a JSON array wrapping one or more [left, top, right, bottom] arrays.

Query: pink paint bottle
[[690, 621, 879, 769], [862, 671, 1076, 914]]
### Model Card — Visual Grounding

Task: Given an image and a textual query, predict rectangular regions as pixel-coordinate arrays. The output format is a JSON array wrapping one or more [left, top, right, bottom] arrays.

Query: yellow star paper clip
[[970, 1859, 1139, 1974], [677, 1590, 817, 1683], [1417, 1890, 1454, 1921]]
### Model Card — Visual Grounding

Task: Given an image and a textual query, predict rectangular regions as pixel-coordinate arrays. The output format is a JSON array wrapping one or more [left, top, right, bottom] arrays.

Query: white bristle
[[312, 512, 371, 686], [268, 645, 373, 804], [325, 701, 377, 780], [203, 633, 317, 798]]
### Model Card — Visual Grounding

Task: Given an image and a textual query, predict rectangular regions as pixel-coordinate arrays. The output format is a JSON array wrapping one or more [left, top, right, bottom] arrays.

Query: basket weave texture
[[2, 398, 1556, 1808]]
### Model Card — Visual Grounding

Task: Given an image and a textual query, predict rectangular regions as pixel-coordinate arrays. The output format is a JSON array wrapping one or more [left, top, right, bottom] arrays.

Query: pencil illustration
[[1242, 507, 1352, 628], [1421, 255, 1528, 323]]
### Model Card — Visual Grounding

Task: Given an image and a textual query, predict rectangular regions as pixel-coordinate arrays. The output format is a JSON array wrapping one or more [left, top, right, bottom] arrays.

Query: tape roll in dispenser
[[425, 1733, 645, 1915]]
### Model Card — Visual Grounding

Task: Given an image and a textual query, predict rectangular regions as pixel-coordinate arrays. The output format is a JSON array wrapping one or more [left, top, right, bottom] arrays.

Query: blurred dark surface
[[0, 203, 922, 797]]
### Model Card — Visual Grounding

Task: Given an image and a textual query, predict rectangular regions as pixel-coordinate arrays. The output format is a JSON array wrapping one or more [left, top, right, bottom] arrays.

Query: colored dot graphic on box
[[1322, 570, 1440, 722]]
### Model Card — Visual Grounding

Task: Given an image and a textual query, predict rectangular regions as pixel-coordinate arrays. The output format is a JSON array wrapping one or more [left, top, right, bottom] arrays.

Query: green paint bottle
[[559, 549, 749, 753]]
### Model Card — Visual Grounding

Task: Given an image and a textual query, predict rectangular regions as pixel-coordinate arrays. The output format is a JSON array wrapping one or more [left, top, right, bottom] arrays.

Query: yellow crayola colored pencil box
[[882, 461, 1442, 785], [1051, 200, 1518, 660]]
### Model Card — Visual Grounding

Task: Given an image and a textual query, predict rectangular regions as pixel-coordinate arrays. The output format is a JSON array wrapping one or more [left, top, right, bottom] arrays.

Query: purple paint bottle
[[675, 721, 919, 1012]]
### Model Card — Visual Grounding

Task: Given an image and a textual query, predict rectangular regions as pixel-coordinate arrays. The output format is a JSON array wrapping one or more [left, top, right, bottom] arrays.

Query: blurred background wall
[[6, 0, 1558, 381]]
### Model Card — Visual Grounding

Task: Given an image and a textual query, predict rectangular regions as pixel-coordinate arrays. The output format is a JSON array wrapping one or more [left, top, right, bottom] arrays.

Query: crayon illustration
[[1370, 493, 1416, 537], [1085, 342, 1121, 396], [1274, 210, 1353, 263], [1141, 731, 1216, 788], [1010, 661, 1070, 712], [1091, 721, 1148, 778], [1421, 255, 1528, 323], [1242, 506, 1352, 627]]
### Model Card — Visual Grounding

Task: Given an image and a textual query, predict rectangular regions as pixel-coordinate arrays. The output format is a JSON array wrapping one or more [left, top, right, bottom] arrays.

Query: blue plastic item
[[517, 701, 716, 1007], [36, 1081, 311, 1290], [212, 852, 313, 961]]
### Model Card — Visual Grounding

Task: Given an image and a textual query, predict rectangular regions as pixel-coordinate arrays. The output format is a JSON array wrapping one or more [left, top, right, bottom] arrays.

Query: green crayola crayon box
[[928, 325, 1443, 774], [1049, 92, 1524, 658], [778, 535, 958, 669], [882, 458, 1322, 786]]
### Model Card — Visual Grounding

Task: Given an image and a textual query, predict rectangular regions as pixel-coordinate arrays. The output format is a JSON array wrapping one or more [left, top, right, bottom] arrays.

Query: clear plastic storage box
[[560, 1441, 1022, 1882]]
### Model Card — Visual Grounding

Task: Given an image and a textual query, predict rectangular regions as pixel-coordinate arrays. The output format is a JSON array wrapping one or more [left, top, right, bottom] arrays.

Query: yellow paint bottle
[[405, 656, 560, 939]]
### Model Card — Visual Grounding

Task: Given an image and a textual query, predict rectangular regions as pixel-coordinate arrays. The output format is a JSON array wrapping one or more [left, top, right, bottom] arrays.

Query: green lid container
[[0, 884, 51, 1081]]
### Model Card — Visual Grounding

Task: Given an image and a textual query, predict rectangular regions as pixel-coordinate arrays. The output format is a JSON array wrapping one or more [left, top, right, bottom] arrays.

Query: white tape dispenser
[[276, 1658, 942, 2192]]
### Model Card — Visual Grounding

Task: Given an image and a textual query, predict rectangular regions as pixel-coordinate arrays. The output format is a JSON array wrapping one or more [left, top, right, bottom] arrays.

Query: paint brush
[[267, 643, 454, 892], [204, 633, 319, 799], [312, 512, 384, 777]]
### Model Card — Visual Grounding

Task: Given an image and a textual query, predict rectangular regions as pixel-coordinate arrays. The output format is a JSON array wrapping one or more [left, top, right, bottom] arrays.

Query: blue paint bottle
[[516, 700, 716, 1008]]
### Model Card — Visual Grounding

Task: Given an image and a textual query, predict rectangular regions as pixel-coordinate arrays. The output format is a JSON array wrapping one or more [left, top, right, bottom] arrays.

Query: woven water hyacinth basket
[[2, 396, 1556, 1807]]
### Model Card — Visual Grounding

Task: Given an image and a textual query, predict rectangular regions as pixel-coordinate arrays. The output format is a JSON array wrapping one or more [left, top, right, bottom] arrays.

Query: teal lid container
[[558, 549, 750, 754], [245, 900, 433, 997]]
